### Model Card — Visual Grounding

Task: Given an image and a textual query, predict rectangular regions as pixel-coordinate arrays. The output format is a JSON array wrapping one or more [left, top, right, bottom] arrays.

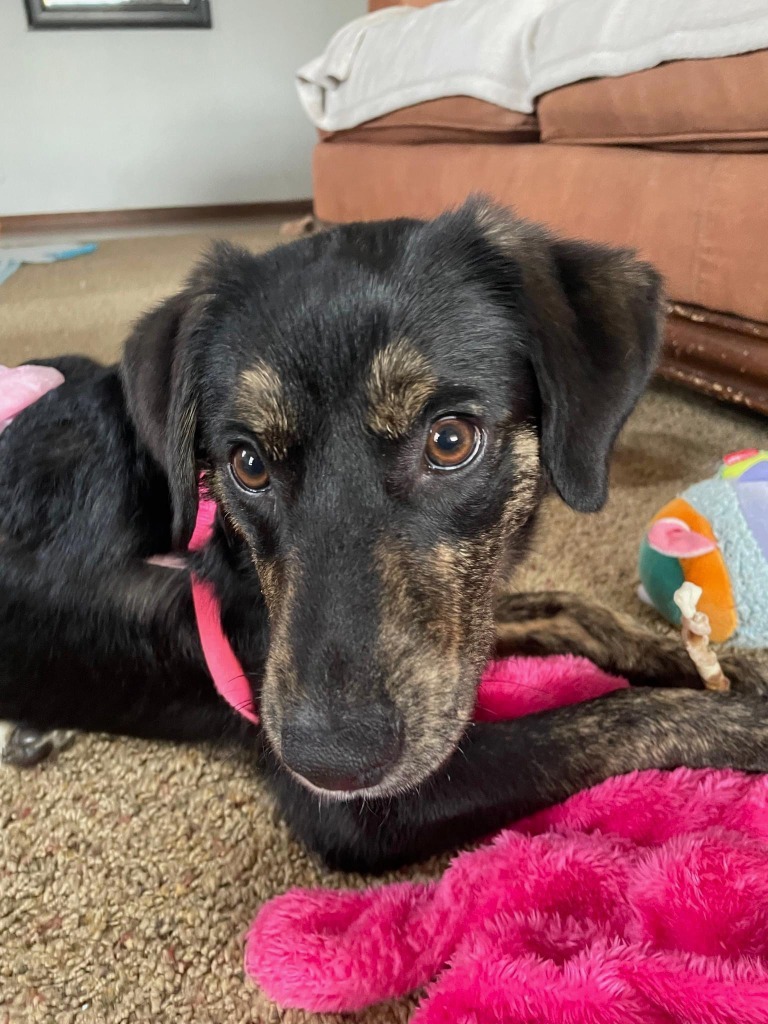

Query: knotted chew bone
[[674, 582, 730, 691]]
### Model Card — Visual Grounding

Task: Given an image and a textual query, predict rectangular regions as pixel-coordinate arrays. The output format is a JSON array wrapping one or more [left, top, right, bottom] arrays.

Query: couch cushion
[[319, 97, 538, 145], [538, 50, 768, 149], [314, 140, 768, 324]]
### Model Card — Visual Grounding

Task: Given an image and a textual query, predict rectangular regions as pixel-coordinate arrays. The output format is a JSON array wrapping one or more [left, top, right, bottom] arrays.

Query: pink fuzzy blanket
[[247, 656, 768, 1022]]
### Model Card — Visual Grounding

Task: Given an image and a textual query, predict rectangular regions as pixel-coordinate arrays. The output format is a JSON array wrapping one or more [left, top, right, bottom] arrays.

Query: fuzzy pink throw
[[247, 655, 768, 1021]]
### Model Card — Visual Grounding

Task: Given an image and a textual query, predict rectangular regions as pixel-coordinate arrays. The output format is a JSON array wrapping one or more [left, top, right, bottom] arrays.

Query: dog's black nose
[[280, 702, 403, 792]]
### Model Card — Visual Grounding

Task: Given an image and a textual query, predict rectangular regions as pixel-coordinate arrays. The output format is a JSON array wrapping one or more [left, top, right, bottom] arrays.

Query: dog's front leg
[[269, 688, 768, 873], [494, 591, 768, 693], [0, 545, 255, 759]]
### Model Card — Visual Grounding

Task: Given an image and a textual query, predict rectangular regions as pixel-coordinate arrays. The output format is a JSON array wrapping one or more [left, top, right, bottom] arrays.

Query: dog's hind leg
[[494, 591, 768, 694]]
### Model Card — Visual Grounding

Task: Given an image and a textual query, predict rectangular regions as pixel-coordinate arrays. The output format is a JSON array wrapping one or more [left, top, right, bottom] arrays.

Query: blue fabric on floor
[[0, 242, 97, 286], [0, 259, 21, 286]]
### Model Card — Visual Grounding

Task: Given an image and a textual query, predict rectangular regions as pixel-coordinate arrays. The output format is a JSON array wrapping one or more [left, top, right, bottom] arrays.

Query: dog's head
[[121, 200, 662, 798]]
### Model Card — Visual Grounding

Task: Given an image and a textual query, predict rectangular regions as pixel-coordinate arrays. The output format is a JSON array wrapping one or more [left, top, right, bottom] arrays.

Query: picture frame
[[24, 0, 211, 30]]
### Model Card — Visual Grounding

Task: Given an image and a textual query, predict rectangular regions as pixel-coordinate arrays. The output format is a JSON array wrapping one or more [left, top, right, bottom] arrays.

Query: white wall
[[0, 0, 365, 216]]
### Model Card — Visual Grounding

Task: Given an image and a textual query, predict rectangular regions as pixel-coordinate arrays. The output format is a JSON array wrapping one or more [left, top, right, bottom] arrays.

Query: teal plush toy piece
[[638, 449, 768, 648]]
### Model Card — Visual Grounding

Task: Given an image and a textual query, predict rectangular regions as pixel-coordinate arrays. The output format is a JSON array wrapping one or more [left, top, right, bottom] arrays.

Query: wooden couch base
[[662, 306, 768, 415]]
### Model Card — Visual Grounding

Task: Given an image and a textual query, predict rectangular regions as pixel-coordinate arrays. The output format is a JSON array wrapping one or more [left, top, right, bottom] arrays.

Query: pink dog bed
[[247, 656, 768, 1023]]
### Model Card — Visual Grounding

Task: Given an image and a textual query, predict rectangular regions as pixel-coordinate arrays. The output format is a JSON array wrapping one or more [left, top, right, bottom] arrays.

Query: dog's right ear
[[455, 198, 663, 514], [121, 283, 211, 547]]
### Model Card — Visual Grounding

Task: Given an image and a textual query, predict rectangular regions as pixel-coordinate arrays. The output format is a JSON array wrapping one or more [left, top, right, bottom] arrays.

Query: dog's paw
[[0, 722, 77, 767]]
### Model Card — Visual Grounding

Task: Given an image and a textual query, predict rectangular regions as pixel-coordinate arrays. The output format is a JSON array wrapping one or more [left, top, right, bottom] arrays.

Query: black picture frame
[[25, 0, 211, 29]]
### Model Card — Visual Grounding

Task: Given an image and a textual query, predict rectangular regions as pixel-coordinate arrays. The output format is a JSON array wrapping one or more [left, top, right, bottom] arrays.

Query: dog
[[2, 199, 767, 872]]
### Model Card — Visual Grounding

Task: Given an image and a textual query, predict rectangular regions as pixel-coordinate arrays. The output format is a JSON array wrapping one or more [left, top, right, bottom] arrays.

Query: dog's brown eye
[[425, 417, 481, 471], [229, 444, 270, 491]]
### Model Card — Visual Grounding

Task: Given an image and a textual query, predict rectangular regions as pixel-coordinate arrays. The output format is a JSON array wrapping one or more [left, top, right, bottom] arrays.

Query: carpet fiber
[[1, 225, 767, 1024]]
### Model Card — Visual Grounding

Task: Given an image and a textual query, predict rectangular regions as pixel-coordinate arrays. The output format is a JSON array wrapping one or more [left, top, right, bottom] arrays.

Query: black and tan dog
[[2, 200, 767, 871]]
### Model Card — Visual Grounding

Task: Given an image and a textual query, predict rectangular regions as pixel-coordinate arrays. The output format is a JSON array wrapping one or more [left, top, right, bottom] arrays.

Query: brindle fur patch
[[496, 426, 541, 540], [208, 464, 299, 746], [374, 539, 478, 790], [255, 557, 282, 618], [473, 201, 582, 346], [537, 689, 768, 802], [371, 532, 505, 791], [366, 339, 437, 440], [208, 469, 251, 546], [237, 363, 297, 460]]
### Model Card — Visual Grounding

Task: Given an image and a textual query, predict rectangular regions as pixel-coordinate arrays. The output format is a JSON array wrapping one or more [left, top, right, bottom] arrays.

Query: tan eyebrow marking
[[366, 338, 437, 440], [236, 362, 297, 459]]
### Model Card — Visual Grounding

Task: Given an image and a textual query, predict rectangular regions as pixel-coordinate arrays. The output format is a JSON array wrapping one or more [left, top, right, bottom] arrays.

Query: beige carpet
[[1, 227, 767, 1024]]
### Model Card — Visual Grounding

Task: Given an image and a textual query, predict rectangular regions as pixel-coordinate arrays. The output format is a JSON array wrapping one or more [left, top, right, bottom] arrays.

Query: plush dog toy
[[638, 449, 768, 647]]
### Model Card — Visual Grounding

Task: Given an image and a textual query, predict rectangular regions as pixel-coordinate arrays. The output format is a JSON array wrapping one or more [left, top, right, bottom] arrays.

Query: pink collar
[[189, 497, 259, 725]]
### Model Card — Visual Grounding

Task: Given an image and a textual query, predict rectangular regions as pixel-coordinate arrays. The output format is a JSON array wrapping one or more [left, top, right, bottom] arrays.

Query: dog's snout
[[280, 701, 403, 793]]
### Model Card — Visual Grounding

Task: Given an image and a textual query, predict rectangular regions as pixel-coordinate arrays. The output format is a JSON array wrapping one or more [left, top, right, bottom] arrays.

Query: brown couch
[[313, 0, 768, 414]]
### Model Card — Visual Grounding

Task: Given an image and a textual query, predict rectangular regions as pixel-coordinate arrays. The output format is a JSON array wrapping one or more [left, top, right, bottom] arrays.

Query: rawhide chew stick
[[673, 582, 730, 691]]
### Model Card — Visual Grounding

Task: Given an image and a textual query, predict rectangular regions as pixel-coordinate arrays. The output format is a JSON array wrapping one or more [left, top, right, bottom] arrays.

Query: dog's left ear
[[470, 201, 664, 513], [120, 249, 232, 546], [122, 242, 262, 544]]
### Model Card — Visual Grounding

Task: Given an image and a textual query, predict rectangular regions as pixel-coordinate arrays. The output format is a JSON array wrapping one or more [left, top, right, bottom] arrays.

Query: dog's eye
[[229, 444, 270, 491], [425, 417, 482, 471]]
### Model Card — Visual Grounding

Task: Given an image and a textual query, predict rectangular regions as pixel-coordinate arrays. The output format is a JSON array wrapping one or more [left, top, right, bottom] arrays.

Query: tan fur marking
[[255, 558, 282, 618], [260, 557, 300, 751], [499, 426, 541, 537], [237, 363, 297, 459], [366, 339, 436, 439]]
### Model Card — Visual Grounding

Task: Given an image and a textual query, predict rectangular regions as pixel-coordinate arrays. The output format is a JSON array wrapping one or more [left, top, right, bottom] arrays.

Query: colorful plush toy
[[638, 449, 768, 648]]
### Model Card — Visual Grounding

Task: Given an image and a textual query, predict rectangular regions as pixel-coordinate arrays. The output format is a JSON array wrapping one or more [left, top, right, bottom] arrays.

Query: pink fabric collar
[[189, 497, 259, 725]]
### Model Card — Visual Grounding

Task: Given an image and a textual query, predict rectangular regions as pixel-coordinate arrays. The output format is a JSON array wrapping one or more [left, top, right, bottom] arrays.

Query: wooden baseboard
[[0, 199, 313, 235]]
